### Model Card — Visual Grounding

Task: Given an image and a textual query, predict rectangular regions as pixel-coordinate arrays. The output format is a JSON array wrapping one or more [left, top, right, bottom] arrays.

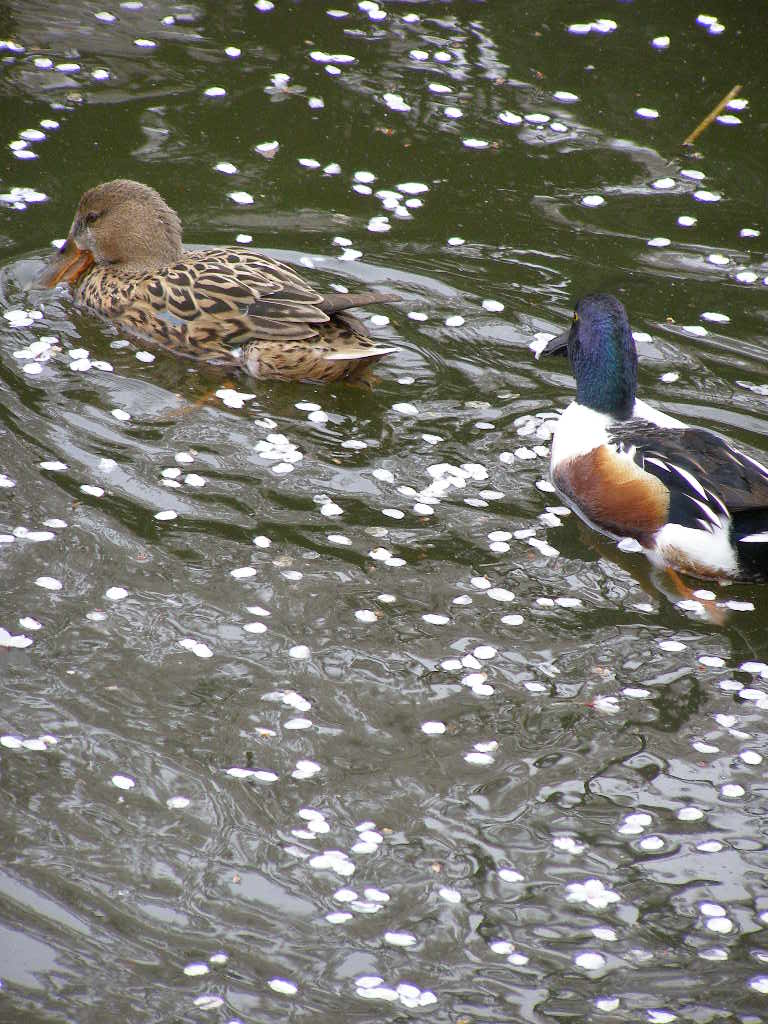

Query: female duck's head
[[41, 179, 184, 287], [543, 293, 639, 419]]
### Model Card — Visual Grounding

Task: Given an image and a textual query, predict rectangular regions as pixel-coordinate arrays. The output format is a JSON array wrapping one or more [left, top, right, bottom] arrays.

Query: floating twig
[[683, 84, 742, 146]]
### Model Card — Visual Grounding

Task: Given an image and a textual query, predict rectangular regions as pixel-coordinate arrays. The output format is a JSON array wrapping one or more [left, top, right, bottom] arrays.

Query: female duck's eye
[[84, 211, 100, 225]]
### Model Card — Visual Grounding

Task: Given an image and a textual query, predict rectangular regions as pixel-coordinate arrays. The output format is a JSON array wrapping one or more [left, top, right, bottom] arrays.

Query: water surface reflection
[[2, 2, 768, 1021]]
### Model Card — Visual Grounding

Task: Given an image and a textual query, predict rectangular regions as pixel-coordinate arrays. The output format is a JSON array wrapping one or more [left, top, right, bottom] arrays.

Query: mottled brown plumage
[[40, 179, 400, 383]]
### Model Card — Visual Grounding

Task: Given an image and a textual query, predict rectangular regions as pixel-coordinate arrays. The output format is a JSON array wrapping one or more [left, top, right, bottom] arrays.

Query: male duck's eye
[[573, 312, 579, 323]]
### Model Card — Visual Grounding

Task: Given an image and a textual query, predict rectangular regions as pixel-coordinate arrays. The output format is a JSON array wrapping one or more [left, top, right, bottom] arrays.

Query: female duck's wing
[[318, 290, 401, 316], [183, 248, 331, 340], [194, 254, 400, 338], [106, 248, 340, 363], [92, 248, 399, 371]]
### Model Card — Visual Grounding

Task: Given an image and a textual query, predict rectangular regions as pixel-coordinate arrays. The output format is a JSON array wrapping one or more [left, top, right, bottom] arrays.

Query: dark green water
[[1, 2, 768, 1022]]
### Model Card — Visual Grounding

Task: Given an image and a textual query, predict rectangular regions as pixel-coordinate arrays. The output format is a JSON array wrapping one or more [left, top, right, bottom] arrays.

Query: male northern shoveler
[[541, 293, 768, 582], [39, 179, 399, 384]]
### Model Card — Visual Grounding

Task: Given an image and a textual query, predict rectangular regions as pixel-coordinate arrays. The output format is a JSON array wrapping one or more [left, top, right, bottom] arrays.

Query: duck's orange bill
[[39, 239, 95, 288]]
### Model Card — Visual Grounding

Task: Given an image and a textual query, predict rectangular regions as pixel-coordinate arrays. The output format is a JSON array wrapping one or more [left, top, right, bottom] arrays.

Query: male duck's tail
[[733, 510, 768, 580]]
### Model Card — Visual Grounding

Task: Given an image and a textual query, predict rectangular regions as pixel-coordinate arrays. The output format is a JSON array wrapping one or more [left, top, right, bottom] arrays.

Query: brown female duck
[[41, 179, 399, 383]]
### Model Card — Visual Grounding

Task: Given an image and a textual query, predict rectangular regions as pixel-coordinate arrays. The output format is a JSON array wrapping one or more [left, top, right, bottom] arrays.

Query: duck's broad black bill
[[541, 327, 571, 357]]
